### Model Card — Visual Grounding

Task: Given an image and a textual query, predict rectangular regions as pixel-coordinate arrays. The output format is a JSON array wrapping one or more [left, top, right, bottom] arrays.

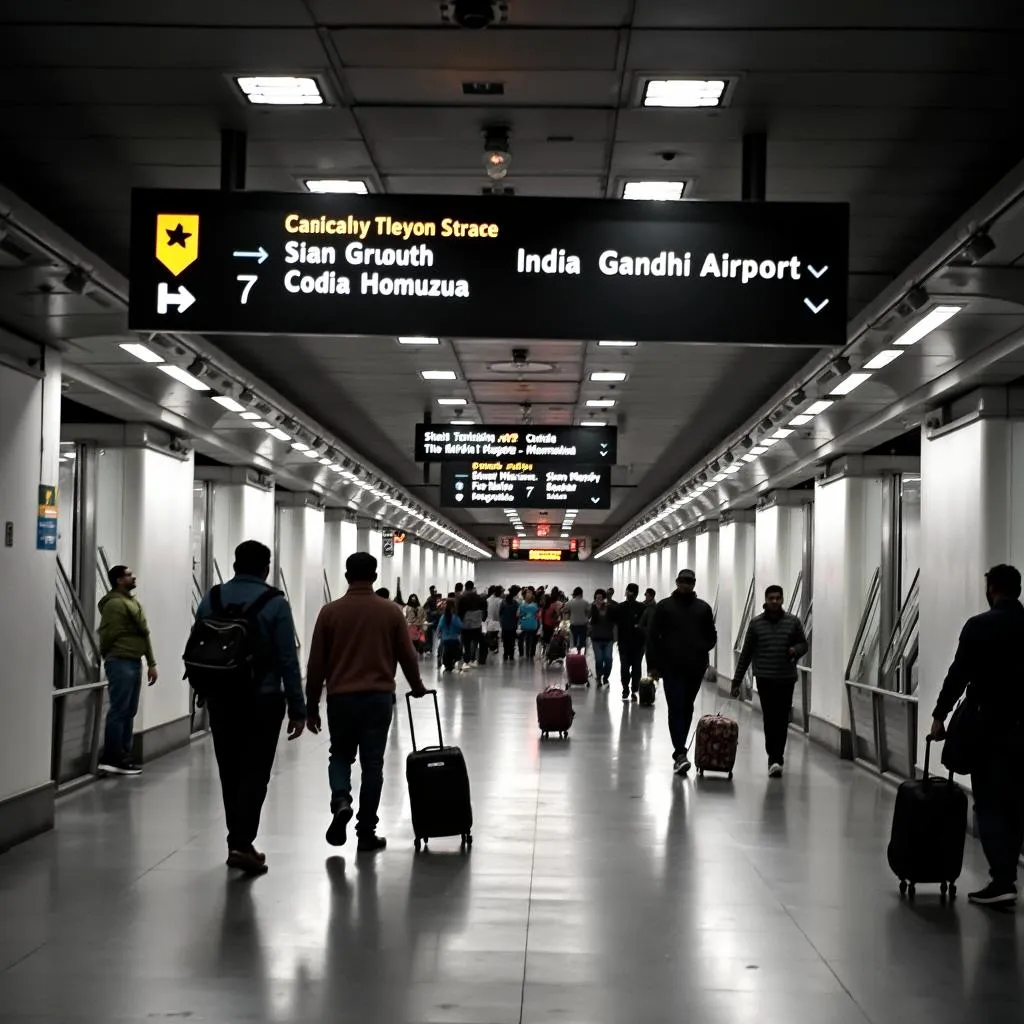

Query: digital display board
[[415, 424, 616, 463], [440, 461, 611, 509], [129, 189, 848, 345], [509, 549, 580, 562]]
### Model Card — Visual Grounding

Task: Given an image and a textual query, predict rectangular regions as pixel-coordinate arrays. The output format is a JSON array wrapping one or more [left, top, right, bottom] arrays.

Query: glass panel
[[848, 685, 879, 765], [880, 569, 920, 694], [52, 689, 106, 784], [733, 577, 755, 651], [56, 448, 79, 572], [880, 696, 916, 779], [788, 569, 803, 614], [898, 474, 921, 606], [846, 569, 881, 686]]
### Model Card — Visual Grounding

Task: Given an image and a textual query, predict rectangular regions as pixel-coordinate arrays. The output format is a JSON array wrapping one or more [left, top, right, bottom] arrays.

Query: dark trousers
[[207, 693, 285, 851], [570, 625, 588, 653], [440, 639, 461, 672], [502, 629, 517, 659], [523, 629, 539, 659], [326, 692, 394, 836], [972, 744, 1024, 888], [619, 643, 644, 692], [461, 628, 482, 663], [662, 669, 705, 760], [103, 657, 143, 762], [757, 677, 797, 765]]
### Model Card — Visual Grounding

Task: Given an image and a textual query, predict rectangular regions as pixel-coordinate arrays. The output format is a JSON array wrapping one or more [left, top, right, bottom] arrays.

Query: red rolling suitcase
[[537, 685, 574, 739], [694, 713, 739, 777], [887, 737, 967, 899], [405, 690, 473, 852], [565, 653, 590, 686]]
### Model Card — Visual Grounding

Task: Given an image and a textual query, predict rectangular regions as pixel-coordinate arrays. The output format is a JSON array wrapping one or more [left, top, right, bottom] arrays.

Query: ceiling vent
[[441, 1, 508, 28]]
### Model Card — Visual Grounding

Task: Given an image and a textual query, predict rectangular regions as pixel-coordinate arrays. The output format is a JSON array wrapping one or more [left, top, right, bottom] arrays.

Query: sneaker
[[622, 688, 631, 702], [768, 763, 784, 778], [326, 804, 354, 847], [357, 834, 387, 853], [226, 848, 269, 875], [98, 759, 142, 776], [631, 692, 639, 702], [968, 882, 1018, 906], [673, 756, 692, 776]]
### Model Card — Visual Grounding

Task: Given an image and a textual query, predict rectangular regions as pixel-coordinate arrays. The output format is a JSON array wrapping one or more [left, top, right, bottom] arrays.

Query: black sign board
[[415, 424, 617, 463], [129, 189, 848, 345], [441, 462, 611, 510], [510, 549, 580, 562]]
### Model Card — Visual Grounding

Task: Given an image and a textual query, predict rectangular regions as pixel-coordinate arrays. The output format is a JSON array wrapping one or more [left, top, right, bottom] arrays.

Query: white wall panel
[[474, 558, 612, 595]]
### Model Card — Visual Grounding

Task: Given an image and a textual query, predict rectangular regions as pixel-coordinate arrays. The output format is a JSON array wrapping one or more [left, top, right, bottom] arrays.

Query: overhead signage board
[[440, 461, 611, 510], [129, 189, 849, 345], [415, 424, 617, 463], [510, 549, 580, 562]]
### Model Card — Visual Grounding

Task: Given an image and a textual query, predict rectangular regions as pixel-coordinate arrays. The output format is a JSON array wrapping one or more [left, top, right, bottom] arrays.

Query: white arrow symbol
[[804, 297, 829, 314], [233, 246, 269, 264], [808, 265, 828, 279], [157, 282, 196, 314], [591, 496, 601, 504]]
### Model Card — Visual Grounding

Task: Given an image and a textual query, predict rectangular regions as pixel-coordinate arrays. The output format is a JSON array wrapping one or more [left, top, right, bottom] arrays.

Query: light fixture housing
[[483, 127, 511, 180], [235, 75, 325, 106], [641, 78, 727, 108], [120, 342, 163, 364], [598, 340, 637, 348], [157, 364, 210, 391], [892, 305, 961, 347], [437, 398, 467, 406], [622, 180, 685, 201], [586, 399, 616, 408], [304, 178, 369, 194]]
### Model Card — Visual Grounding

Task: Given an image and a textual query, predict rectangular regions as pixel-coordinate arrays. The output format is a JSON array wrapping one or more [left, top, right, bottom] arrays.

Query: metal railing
[[846, 680, 919, 780], [879, 570, 920, 695], [55, 557, 102, 689], [277, 567, 302, 651], [733, 577, 755, 653], [191, 570, 204, 616], [323, 569, 332, 605], [788, 569, 804, 615], [845, 568, 882, 685]]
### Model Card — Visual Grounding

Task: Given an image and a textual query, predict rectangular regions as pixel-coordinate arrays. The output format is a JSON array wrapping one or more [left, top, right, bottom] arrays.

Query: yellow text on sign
[[155, 214, 200, 276]]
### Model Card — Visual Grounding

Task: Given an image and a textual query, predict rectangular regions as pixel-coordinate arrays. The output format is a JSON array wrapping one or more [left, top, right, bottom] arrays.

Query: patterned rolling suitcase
[[537, 685, 574, 739], [565, 653, 590, 686], [887, 737, 967, 899], [405, 690, 473, 852], [694, 713, 739, 777]]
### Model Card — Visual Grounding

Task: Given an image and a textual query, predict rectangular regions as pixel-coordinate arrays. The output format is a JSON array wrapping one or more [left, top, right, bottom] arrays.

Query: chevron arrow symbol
[[808, 265, 828, 279], [804, 297, 829, 314]]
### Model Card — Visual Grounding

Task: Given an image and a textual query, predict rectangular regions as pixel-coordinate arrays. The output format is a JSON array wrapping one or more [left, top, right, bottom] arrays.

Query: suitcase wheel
[[460, 833, 473, 850], [698, 768, 705, 777]]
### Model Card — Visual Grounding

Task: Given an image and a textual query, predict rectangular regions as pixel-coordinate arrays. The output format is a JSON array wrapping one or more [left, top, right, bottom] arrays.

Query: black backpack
[[183, 585, 281, 699]]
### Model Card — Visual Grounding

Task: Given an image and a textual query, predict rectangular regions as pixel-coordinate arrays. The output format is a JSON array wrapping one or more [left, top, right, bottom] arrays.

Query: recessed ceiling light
[[212, 395, 246, 413], [642, 78, 726, 108], [598, 340, 637, 348], [421, 370, 457, 381], [829, 372, 872, 396], [157, 364, 211, 391], [622, 181, 685, 201], [590, 371, 628, 382], [580, 420, 607, 427], [319, 457, 332, 466], [266, 427, 291, 441], [399, 336, 440, 345], [239, 411, 261, 421], [772, 428, 795, 439], [302, 449, 319, 459], [805, 400, 834, 416], [437, 398, 467, 406], [713, 473, 727, 482], [892, 305, 961, 347], [724, 465, 741, 474], [586, 399, 616, 408], [304, 178, 368, 194], [864, 349, 905, 370], [450, 419, 474, 426], [252, 420, 271, 429], [291, 441, 310, 452], [741, 453, 758, 463], [760, 438, 780, 448], [120, 342, 163, 364], [789, 414, 813, 426], [235, 75, 324, 106]]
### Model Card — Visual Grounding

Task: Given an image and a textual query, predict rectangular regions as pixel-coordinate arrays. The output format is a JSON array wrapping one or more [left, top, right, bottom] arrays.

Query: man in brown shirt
[[306, 551, 427, 852]]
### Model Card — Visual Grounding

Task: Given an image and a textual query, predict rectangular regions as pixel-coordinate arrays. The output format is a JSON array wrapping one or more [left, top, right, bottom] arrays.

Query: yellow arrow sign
[[155, 214, 199, 276]]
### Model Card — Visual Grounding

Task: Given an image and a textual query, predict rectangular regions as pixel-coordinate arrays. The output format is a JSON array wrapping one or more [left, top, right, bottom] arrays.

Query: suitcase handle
[[922, 735, 954, 782], [405, 689, 443, 752]]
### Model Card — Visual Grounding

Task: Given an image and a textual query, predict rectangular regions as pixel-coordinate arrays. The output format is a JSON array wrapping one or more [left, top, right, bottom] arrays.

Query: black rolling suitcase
[[405, 690, 473, 852], [887, 737, 967, 899]]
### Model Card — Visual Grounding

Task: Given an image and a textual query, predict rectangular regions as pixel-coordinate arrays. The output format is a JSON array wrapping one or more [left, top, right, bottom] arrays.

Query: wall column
[[208, 471, 276, 583], [717, 511, 755, 680], [275, 495, 325, 663]]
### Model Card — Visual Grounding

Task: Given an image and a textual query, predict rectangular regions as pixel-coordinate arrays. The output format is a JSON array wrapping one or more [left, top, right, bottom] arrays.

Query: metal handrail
[[55, 557, 102, 682], [733, 577, 755, 652], [879, 569, 921, 692], [213, 558, 225, 585], [788, 569, 804, 615], [277, 567, 302, 651], [323, 569, 332, 605], [845, 567, 881, 682]]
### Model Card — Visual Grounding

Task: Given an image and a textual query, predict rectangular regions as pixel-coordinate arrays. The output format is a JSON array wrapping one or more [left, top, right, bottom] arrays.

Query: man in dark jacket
[[647, 569, 717, 774], [616, 583, 647, 702], [194, 540, 307, 875], [457, 581, 488, 667], [731, 585, 808, 778], [930, 564, 1024, 906]]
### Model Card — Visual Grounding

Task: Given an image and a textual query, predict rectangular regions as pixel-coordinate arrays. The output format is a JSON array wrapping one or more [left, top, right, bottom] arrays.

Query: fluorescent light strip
[[399, 337, 440, 345], [622, 181, 685, 201], [240, 411, 261, 421], [643, 78, 726, 109], [305, 179, 368, 194], [805, 400, 834, 416], [830, 372, 872, 396], [157, 364, 210, 391], [450, 419, 474, 426], [302, 449, 319, 459], [252, 420, 271, 429], [724, 465, 741, 474], [120, 342, 163, 364], [893, 305, 962, 347], [598, 340, 637, 348], [235, 75, 324, 106], [760, 437, 780, 448], [590, 371, 627, 382], [863, 349, 904, 370], [266, 427, 291, 441], [789, 414, 813, 426], [741, 453, 758, 463], [580, 420, 607, 427], [586, 399, 616, 408], [212, 395, 246, 413], [291, 442, 311, 452], [421, 370, 457, 381], [772, 428, 795, 439], [437, 398, 467, 406]]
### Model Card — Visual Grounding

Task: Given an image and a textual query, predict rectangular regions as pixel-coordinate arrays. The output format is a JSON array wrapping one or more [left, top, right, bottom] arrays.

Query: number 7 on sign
[[237, 274, 258, 305]]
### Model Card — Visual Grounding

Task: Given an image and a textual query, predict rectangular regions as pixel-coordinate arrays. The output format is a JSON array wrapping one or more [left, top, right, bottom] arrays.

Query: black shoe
[[227, 847, 269, 875], [968, 882, 1018, 906], [326, 804, 354, 847], [357, 834, 387, 853], [621, 687, 631, 702], [98, 758, 141, 776]]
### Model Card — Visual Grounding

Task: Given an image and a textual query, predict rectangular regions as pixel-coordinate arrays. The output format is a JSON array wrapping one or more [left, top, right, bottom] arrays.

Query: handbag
[[941, 689, 981, 775]]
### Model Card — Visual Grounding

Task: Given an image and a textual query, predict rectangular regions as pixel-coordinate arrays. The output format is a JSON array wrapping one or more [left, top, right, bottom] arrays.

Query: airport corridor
[[0, 662, 1021, 1024]]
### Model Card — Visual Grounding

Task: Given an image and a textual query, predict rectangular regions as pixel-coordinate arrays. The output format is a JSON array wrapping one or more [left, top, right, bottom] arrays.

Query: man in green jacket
[[98, 564, 158, 775]]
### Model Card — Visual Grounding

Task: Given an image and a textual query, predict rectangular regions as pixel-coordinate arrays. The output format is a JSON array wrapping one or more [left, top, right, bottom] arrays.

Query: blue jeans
[[326, 692, 394, 835], [104, 657, 143, 762], [593, 640, 614, 681]]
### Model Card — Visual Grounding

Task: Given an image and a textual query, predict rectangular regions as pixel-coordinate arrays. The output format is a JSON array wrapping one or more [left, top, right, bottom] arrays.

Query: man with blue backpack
[[185, 540, 306, 876]]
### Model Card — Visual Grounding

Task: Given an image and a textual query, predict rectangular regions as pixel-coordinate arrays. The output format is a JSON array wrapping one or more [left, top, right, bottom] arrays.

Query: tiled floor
[[1, 660, 1021, 1023]]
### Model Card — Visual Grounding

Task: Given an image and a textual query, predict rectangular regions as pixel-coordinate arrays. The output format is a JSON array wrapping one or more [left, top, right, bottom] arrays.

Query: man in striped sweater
[[731, 585, 808, 778]]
